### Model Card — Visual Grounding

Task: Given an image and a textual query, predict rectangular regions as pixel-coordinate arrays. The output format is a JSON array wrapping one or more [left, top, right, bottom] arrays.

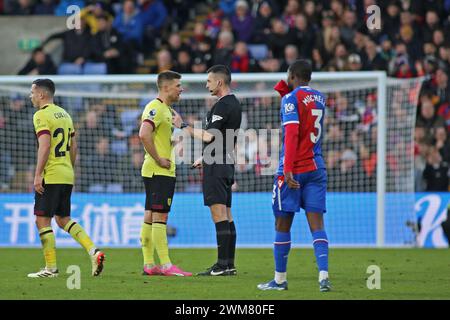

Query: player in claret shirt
[[257, 60, 331, 292]]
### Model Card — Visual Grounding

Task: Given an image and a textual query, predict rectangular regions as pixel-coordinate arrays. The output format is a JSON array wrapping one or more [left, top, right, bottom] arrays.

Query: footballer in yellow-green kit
[[139, 71, 192, 276], [28, 78, 105, 279]]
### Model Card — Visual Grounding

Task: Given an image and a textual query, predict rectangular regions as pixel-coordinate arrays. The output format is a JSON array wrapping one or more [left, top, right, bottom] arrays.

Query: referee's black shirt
[[203, 94, 242, 178]]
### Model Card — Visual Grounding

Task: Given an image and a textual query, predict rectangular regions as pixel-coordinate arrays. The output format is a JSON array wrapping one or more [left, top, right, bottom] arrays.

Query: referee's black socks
[[228, 221, 236, 268], [215, 221, 231, 268]]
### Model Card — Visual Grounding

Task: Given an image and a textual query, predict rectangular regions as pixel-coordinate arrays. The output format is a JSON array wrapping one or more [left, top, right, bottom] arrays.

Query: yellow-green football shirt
[[141, 98, 176, 178], [33, 104, 75, 184]]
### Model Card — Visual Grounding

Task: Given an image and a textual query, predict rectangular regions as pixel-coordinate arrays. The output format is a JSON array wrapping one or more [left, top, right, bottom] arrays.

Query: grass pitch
[[1, 248, 449, 300]]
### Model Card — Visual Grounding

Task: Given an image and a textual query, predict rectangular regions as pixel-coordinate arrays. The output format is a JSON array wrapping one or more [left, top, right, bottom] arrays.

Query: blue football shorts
[[272, 168, 327, 216]]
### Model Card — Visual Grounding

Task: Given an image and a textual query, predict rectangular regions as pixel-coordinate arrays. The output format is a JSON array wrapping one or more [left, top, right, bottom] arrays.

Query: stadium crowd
[[0, 0, 449, 192]]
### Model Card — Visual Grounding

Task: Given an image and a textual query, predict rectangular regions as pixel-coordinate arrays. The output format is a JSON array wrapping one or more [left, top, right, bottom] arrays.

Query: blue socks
[[312, 230, 329, 272], [274, 231, 291, 273]]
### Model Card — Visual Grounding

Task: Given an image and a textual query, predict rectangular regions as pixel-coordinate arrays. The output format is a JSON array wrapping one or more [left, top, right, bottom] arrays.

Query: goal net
[[0, 73, 424, 248]]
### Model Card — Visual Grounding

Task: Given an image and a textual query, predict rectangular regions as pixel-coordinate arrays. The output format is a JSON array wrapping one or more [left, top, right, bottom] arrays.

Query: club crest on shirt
[[212, 114, 223, 123], [284, 103, 295, 114], [277, 176, 284, 188]]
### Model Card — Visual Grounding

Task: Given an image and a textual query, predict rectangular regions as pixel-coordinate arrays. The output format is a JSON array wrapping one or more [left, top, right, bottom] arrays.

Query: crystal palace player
[[257, 60, 331, 292]]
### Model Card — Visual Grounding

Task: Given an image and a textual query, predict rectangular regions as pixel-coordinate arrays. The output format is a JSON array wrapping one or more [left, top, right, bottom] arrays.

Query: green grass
[[1, 248, 449, 300]]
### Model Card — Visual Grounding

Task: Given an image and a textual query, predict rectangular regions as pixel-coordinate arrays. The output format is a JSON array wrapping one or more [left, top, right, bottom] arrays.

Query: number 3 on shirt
[[310, 109, 323, 144]]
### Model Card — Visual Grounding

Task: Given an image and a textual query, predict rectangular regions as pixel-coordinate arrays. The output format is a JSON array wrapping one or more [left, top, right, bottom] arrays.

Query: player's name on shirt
[[53, 111, 70, 119], [301, 94, 325, 106]]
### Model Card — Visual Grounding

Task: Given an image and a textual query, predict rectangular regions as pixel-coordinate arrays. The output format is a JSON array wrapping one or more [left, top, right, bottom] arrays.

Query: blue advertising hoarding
[[0, 192, 448, 248]]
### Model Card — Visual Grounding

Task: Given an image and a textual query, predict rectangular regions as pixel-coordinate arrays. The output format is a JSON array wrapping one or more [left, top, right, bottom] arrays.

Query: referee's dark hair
[[157, 70, 181, 89], [32, 78, 55, 97], [288, 59, 312, 82], [207, 65, 231, 85]]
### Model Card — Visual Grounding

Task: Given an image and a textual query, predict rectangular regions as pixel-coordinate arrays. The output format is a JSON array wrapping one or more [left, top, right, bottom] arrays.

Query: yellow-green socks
[[152, 222, 171, 266], [140, 222, 154, 266], [39, 227, 57, 270], [64, 220, 96, 255]]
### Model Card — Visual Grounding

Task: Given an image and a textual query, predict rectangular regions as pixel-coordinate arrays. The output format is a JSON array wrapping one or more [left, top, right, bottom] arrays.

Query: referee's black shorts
[[202, 164, 234, 207], [203, 175, 233, 207], [34, 182, 73, 217], [143, 175, 176, 213]]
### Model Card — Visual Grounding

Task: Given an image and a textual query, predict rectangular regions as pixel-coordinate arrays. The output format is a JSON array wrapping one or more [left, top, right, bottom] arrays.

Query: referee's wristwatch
[[180, 122, 189, 129]]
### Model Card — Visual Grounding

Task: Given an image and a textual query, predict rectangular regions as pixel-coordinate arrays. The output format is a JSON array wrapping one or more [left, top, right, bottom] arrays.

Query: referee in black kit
[[172, 65, 242, 276]]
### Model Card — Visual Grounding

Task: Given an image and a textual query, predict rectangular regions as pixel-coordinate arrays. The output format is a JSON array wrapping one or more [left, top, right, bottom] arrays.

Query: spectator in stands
[[334, 93, 360, 133], [423, 10, 441, 43], [213, 30, 234, 66], [18, 47, 56, 75], [257, 53, 280, 72], [191, 37, 213, 68], [231, 0, 253, 43], [423, 146, 449, 191], [338, 149, 363, 192], [365, 40, 388, 71], [173, 49, 192, 73], [191, 56, 208, 73], [3, 95, 34, 172], [34, 0, 55, 15], [339, 9, 357, 48], [204, 7, 223, 39], [164, 0, 194, 30], [139, 0, 167, 53], [230, 41, 256, 73], [280, 44, 299, 72], [43, 18, 92, 66], [311, 48, 324, 71], [383, 1, 400, 41], [291, 13, 315, 59], [435, 126, 450, 163], [318, 24, 342, 63], [150, 49, 173, 73], [282, 0, 300, 28], [248, 0, 279, 17], [113, 0, 144, 49], [432, 29, 446, 49], [85, 136, 122, 193], [416, 93, 446, 142], [399, 24, 422, 63], [91, 13, 138, 74], [346, 53, 363, 71], [326, 43, 348, 71], [433, 68, 450, 105], [251, 1, 274, 44], [265, 18, 294, 59], [168, 32, 190, 59], [80, 2, 114, 35]]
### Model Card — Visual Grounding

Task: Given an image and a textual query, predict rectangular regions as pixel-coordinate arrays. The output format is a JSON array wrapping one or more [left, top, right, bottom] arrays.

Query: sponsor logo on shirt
[[284, 103, 295, 114]]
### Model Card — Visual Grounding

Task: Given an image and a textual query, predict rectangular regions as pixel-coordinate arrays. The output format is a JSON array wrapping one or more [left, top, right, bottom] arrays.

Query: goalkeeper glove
[[274, 80, 292, 97]]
